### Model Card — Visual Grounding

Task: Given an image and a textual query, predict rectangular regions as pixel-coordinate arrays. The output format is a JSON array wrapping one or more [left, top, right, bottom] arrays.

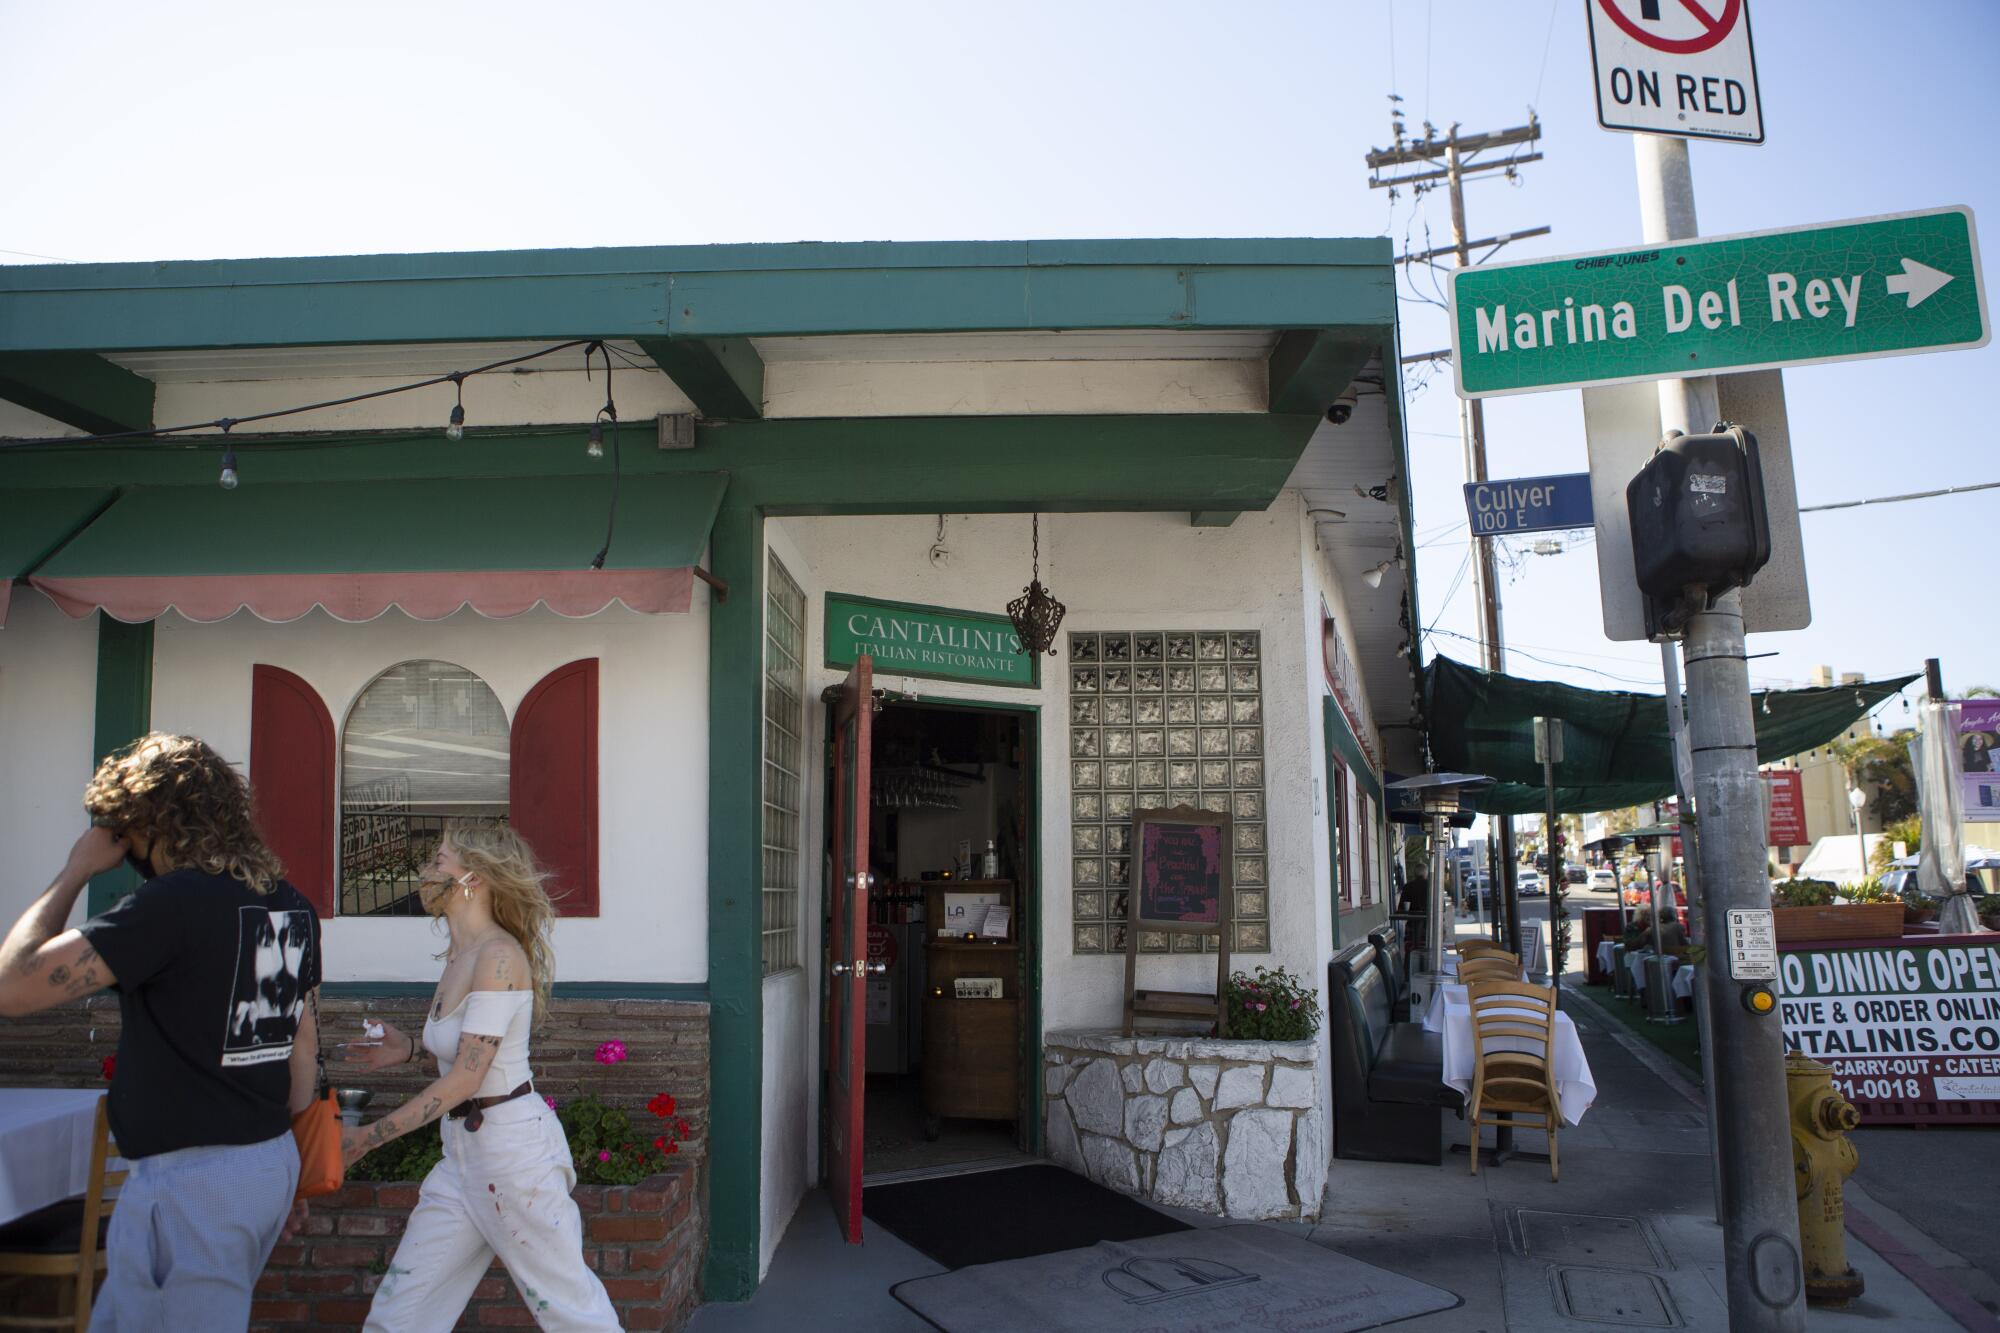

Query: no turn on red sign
[[1586, 0, 1764, 144]]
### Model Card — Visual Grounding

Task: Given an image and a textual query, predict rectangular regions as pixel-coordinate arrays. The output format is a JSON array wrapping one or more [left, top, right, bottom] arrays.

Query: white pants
[[364, 1099, 618, 1332]]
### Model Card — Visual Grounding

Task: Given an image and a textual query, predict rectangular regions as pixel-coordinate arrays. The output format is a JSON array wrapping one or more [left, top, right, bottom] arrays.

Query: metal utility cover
[[1552, 1267, 1681, 1327], [1583, 369, 1808, 641], [1517, 1210, 1668, 1270], [1586, 0, 1763, 145]]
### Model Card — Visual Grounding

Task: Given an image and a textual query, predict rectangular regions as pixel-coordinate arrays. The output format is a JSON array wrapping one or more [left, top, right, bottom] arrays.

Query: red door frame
[[826, 656, 873, 1243]]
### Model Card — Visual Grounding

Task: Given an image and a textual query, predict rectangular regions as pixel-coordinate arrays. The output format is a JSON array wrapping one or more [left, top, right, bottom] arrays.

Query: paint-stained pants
[[364, 1099, 618, 1332]]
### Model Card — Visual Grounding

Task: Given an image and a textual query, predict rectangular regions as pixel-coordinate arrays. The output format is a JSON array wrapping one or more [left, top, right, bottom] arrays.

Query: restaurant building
[[0, 239, 1419, 1302]]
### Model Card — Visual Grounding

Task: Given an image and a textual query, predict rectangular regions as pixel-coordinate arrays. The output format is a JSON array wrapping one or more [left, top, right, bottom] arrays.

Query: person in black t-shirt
[[0, 733, 323, 1332]]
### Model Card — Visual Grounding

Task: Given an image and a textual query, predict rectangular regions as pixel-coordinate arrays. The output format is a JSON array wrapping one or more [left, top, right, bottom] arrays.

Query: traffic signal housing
[[1626, 425, 1772, 638]]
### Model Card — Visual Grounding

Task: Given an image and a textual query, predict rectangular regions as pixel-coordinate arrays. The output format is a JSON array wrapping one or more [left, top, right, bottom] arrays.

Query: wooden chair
[[1458, 954, 1521, 984], [0, 1097, 122, 1331], [1465, 981, 1561, 1182], [1455, 938, 1510, 959]]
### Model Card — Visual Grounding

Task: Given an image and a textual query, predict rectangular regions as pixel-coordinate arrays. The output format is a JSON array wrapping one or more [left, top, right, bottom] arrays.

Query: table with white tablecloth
[[1423, 984, 1597, 1125], [0, 1089, 104, 1224]]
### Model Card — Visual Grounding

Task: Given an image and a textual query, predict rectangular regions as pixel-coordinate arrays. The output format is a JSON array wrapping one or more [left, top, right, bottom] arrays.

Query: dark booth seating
[[1327, 944, 1461, 1165], [1366, 924, 1411, 1021]]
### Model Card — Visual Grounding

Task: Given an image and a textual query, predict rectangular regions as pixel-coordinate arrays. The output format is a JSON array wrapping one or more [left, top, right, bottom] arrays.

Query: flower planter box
[[249, 1165, 702, 1331], [1772, 903, 1905, 943]]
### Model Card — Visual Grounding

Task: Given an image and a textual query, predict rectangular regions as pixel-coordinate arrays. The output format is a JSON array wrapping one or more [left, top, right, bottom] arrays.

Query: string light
[[586, 420, 604, 459], [445, 373, 466, 441], [217, 421, 238, 490]]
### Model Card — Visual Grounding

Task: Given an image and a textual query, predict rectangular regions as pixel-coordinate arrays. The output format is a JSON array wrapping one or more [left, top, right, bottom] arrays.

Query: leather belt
[[448, 1081, 534, 1132]]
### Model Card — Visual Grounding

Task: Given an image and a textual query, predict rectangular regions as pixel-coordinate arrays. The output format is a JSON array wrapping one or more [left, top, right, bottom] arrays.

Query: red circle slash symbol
[[1597, 0, 1740, 55]]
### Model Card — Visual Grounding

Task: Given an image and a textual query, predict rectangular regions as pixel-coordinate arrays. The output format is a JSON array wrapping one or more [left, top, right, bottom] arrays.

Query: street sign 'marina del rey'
[[1450, 207, 1988, 399]]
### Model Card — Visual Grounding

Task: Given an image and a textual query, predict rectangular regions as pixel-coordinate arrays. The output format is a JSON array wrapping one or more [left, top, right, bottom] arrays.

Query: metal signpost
[[1462, 473, 1594, 536], [1586, 0, 1764, 144], [1450, 207, 1989, 398]]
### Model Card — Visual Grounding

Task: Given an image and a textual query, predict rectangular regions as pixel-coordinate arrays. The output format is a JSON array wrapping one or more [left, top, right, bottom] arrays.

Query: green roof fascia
[[0, 237, 1395, 353], [38, 474, 728, 579], [1384, 328, 1425, 744], [0, 414, 1316, 516], [0, 486, 119, 579], [0, 352, 154, 435]]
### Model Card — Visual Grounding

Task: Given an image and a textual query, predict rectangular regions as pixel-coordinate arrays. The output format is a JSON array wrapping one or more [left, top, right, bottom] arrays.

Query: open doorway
[[824, 698, 1038, 1182]]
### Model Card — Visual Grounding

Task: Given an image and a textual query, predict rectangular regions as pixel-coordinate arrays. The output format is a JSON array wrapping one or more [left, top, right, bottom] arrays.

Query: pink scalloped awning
[[29, 568, 695, 625]]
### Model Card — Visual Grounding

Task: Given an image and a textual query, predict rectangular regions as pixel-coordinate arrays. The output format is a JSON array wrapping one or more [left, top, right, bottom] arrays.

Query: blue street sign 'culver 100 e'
[[1463, 472, 1595, 536]]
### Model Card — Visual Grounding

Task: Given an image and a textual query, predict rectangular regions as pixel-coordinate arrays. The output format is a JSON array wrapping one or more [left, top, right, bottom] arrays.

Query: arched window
[[339, 660, 509, 916]]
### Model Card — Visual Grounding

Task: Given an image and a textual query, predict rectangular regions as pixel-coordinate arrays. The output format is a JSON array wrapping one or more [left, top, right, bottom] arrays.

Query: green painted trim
[[825, 591, 1039, 690], [321, 981, 710, 1001], [1, 415, 1322, 519], [1265, 332, 1375, 418], [0, 352, 153, 434], [636, 337, 764, 419], [1383, 332, 1425, 726], [1188, 511, 1240, 528], [703, 502, 764, 1303], [0, 238, 1394, 353], [1324, 700, 1343, 954], [1323, 695, 1382, 807], [86, 615, 152, 916], [904, 692, 1044, 1154], [0, 487, 118, 580]]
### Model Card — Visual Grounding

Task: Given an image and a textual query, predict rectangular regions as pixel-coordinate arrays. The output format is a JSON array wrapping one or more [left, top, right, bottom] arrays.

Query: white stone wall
[[1042, 1029, 1325, 1222]]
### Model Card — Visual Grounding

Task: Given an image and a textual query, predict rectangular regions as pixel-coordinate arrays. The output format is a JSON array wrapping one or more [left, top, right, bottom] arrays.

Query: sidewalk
[[692, 981, 1990, 1332]]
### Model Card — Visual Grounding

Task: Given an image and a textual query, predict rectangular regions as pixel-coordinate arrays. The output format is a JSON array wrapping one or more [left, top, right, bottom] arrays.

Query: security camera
[[1326, 391, 1357, 425]]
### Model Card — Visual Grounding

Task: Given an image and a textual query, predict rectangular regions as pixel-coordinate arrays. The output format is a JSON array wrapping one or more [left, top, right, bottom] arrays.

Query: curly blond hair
[[83, 733, 285, 893], [445, 823, 557, 1023]]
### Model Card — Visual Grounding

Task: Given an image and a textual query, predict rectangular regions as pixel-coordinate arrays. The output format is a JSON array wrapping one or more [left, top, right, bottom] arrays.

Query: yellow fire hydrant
[[1786, 1053, 1864, 1305]]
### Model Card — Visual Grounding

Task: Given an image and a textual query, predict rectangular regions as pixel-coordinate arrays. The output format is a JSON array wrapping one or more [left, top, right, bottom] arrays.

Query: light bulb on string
[[587, 420, 605, 459], [445, 374, 466, 441], [219, 447, 239, 490]]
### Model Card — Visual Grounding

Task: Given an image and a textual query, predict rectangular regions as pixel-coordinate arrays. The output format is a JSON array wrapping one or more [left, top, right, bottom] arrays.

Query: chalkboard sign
[[1135, 815, 1226, 926], [1123, 805, 1233, 1036]]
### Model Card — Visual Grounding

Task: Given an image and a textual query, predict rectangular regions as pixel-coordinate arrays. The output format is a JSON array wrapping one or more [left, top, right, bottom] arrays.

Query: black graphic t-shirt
[[80, 869, 322, 1159]]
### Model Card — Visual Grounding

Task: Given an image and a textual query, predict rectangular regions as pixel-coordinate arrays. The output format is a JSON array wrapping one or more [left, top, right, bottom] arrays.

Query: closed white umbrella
[[1916, 700, 1985, 933]]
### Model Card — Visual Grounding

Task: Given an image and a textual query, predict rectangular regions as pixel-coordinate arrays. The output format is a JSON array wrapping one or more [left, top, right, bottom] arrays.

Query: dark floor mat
[[863, 1164, 1190, 1271]]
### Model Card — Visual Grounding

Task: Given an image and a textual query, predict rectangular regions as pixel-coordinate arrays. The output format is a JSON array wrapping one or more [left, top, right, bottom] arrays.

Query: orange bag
[[291, 1007, 344, 1200]]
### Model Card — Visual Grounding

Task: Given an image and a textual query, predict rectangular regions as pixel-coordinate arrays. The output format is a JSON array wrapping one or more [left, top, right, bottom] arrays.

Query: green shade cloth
[[1424, 655, 1918, 816], [0, 486, 117, 624], [37, 474, 728, 577]]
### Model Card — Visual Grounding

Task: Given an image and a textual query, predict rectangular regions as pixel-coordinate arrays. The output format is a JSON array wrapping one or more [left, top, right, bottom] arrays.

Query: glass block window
[[762, 554, 807, 975], [1068, 630, 1269, 954]]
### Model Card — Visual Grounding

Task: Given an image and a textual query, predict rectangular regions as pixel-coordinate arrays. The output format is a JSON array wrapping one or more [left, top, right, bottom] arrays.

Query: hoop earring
[[461, 884, 473, 902]]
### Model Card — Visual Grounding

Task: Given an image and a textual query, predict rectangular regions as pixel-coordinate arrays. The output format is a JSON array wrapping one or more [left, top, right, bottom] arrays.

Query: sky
[[3, 0, 1995, 727]]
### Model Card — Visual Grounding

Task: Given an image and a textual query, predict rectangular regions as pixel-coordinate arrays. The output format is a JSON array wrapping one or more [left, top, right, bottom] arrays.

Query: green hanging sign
[[824, 592, 1038, 689]]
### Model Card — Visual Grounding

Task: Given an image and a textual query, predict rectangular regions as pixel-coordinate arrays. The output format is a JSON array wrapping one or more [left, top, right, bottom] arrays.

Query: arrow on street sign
[[1449, 206, 1989, 399], [1886, 258, 1954, 309]]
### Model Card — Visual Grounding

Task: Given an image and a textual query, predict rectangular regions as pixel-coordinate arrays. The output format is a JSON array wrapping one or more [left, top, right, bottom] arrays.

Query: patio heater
[[1387, 772, 1494, 1015], [1635, 833, 1683, 1024]]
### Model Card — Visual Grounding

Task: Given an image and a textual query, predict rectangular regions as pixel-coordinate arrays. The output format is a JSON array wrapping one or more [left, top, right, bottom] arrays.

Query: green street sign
[[1451, 207, 1989, 398], [824, 592, 1037, 689]]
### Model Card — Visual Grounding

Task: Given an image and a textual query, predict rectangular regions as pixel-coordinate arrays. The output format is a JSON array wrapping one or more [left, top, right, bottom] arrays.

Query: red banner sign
[[1763, 769, 1806, 847]]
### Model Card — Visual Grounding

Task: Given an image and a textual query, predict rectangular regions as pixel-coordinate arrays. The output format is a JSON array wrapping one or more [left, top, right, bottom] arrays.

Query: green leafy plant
[[1841, 879, 1894, 905], [350, 1121, 443, 1183], [1222, 965, 1320, 1042], [1772, 878, 1836, 908], [348, 1087, 690, 1186]]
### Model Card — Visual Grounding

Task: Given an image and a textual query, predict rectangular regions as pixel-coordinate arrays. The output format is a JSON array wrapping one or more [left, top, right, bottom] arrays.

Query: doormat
[[892, 1224, 1460, 1333], [862, 1163, 1189, 1271]]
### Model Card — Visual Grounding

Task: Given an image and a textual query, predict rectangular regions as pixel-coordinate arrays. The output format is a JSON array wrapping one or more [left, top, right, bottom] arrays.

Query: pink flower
[[597, 1150, 611, 1162], [544, 1096, 559, 1110], [594, 1040, 628, 1065], [1255, 1002, 1268, 1012], [1291, 999, 1301, 1009]]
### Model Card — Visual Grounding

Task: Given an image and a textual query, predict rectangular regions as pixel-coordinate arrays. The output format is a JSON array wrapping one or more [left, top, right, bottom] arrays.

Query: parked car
[[1879, 868, 1921, 898], [1518, 870, 1545, 897], [1564, 863, 1587, 885], [1589, 868, 1619, 892]]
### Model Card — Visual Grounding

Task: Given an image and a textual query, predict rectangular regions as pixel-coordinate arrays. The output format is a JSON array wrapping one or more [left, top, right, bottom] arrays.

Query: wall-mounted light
[[1362, 560, 1395, 589]]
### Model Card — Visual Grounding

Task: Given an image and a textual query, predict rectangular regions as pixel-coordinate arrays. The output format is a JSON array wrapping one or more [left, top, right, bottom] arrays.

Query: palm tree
[[1832, 731, 1918, 825]]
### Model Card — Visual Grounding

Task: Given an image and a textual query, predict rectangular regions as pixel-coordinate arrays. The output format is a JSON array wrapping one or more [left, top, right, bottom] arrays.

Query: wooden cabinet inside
[[921, 880, 1021, 1131]]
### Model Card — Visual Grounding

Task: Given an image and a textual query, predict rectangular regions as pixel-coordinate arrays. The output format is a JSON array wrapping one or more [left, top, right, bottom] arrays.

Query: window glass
[[340, 660, 509, 915]]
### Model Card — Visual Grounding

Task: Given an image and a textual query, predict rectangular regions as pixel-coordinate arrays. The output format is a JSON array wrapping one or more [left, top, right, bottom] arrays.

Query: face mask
[[124, 848, 157, 882]]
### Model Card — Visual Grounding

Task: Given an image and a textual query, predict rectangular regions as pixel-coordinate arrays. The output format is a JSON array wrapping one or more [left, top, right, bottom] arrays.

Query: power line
[[1530, 0, 1561, 111], [1799, 479, 2000, 513]]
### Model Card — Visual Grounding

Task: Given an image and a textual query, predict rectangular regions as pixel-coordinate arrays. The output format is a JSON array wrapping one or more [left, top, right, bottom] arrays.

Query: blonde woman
[[338, 826, 616, 1332]]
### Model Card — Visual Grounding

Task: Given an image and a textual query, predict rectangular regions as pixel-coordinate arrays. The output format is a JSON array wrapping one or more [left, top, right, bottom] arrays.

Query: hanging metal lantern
[[1007, 513, 1066, 656]]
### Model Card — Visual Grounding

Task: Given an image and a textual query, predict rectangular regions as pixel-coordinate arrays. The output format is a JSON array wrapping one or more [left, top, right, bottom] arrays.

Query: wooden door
[[826, 656, 874, 1243]]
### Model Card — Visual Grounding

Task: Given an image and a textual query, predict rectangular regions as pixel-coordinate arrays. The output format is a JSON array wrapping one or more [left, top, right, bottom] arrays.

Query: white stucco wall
[[779, 501, 1360, 1035], [134, 600, 709, 983], [0, 595, 101, 927]]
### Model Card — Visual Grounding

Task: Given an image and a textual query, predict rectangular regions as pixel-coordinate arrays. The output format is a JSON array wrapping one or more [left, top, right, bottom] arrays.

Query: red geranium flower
[[647, 1093, 676, 1118], [100, 1055, 116, 1081], [665, 1141, 679, 1154], [653, 1135, 666, 1151], [675, 1119, 690, 1137]]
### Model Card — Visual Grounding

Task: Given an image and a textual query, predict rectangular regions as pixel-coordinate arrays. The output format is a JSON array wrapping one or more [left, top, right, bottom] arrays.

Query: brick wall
[[0, 994, 708, 1151], [251, 1167, 700, 1330]]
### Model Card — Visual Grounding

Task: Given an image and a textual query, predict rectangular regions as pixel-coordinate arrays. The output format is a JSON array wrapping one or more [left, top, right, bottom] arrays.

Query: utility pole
[[1637, 133, 1807, 1331], [1366, 117, 1544, 962]]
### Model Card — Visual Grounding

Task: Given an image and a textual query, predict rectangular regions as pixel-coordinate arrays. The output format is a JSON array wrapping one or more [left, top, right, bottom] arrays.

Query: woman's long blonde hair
[[83, 733, 285, 893], [446, 823, 557, 1022]]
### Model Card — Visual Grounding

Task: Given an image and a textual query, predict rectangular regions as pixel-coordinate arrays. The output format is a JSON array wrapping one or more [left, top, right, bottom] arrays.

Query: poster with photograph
[[1958, 700, 2000, 822]]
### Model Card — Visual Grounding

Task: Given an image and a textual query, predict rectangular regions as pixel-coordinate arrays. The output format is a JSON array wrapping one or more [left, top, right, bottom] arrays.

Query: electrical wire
[[1530, 0, 1561, 112], [1423, 628, 1665, 687], [0, 339, 602, 451], [1799, 479, 2000, 513]]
